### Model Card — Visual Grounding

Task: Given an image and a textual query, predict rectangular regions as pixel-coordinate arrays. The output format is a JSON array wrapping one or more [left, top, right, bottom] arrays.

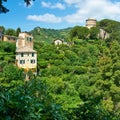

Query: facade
[[54, 39, 63, 45], [0, 32, 17, 42], [86, 18, 97, 29], [16, 46, 37, 72], [3, 35, 17, 43], [16, 32, 37, 73]]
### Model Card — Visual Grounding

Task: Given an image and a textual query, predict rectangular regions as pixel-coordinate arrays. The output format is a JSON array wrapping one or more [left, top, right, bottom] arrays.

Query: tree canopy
[[0, 0, 35, 13]]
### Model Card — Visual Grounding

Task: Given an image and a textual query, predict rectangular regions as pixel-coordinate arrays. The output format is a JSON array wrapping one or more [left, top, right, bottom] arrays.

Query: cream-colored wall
[[17, 33, 33, 49], [3, 36, 16, 42], [16, 38, 25, 49], [54, 40, 63, 45], [19, 33, 26, 38], [3, 36, 8, 41], [16, 52, 37, 69], [19, 33, 33, 40]]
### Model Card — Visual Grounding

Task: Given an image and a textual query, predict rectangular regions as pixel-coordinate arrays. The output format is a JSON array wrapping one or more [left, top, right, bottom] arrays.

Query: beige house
[[2, 35, 17, 43], [16, 46, 37, 72], [16, 32, 37, 73], [54, 39, 63, 45]]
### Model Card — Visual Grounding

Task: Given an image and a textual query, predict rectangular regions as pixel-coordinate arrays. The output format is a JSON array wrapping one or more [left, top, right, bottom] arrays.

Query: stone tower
[[86, 18, 97, 29], [16, 32, 33, 49]]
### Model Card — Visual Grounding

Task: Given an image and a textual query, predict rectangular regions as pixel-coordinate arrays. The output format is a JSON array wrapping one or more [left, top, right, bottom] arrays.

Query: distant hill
[[30, 27, 72, 44], [30, 19, 120, 44]]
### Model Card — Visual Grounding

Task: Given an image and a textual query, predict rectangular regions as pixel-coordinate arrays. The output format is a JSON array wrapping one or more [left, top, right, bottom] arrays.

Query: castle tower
[[86, 18, 97, 29]]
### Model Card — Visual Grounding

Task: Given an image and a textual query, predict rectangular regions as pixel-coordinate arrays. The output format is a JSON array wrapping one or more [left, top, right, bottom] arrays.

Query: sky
[[0, 0, 120, 31]]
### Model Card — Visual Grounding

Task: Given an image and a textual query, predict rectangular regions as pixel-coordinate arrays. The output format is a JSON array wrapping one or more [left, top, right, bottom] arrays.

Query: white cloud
[[64, 0, 82, 5], [63, 0, 120, 23], [53, 3, 65, 9], [27, 13, 62, 23], [27, 0, 120, 25], [41, 1, 65, 10], [41, 1, 50, 8]]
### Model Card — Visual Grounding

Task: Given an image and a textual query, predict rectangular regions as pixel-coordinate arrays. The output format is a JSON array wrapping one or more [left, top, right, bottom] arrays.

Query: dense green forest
[[0, 19, 120, 119]]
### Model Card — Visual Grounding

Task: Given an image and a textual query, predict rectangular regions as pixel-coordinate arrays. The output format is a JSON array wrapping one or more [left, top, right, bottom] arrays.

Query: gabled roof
[[53, 39, 64, 42], [16, 46, 36, 53]]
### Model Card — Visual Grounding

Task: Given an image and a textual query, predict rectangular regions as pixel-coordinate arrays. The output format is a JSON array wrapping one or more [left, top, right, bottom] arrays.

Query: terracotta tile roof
[[16, 46, 36, 53]]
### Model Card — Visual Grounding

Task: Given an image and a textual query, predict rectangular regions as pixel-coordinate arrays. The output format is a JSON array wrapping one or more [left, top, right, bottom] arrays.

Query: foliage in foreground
[[0, 38, 120, 119], [0, 76, 65, 120]]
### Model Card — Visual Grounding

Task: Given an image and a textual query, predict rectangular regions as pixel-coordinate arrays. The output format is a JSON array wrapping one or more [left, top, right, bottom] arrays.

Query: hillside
[[1, 39, 120, 119], [30, 27, 72, 44]]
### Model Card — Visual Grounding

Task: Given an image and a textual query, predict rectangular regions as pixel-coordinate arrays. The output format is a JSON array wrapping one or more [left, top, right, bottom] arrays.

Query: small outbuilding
[[54, 39, 63, 45]]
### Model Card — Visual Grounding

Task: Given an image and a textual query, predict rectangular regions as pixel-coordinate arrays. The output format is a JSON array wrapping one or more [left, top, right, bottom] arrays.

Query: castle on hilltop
[[86, 18, 109, 39]]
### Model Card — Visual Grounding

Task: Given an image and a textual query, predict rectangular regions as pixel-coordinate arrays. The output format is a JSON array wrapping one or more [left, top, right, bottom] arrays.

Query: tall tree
[[16, 27, 21, 37], [0, 26, 5, 33], [77, 27, 89, 39], [70, 26, 80, 39], [70, 26, 89, 40], [89, 27, 100, 39]]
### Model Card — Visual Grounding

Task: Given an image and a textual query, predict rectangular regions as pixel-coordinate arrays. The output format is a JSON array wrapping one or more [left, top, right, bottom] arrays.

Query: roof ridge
[[16, 46, 36, 53]]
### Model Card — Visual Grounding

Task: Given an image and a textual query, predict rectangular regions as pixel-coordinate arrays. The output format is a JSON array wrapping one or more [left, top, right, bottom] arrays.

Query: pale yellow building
[[3, 35, 17, 43], [16, 32, 37, 73]]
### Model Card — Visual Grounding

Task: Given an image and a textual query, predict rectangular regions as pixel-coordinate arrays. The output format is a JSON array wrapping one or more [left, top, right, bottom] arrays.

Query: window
[[27, 37, 32, 41], [20, 60, 25, 64], [31, 59, 35, 64], [29, 37, 32, 41], [8, 37, 10, 40], [32, 53, 34, 57], [21, 53, 24, 57]]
